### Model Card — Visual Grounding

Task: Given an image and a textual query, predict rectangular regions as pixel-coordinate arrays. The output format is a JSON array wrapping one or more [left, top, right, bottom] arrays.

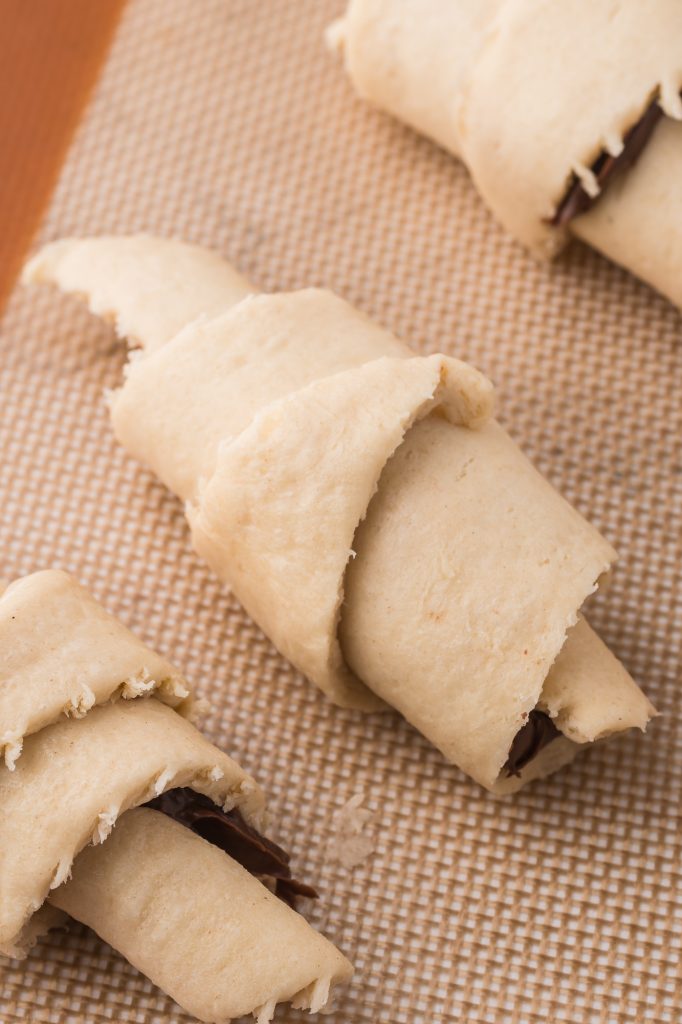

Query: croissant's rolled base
[[342, 416, 656, 791], [572, 117, 682, 311], [51, 808, 353, 1024]]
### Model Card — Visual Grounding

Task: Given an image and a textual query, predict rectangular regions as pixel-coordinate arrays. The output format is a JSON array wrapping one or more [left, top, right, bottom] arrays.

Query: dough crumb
[[188, 695, 211, 722], [329, 794, 375, 869]]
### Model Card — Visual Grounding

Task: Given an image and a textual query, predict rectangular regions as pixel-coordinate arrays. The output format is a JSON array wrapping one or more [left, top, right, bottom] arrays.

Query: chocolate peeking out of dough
[[504, 710, 560, 777], [146, 788, 318, 906], [552, 97, 664, 226]]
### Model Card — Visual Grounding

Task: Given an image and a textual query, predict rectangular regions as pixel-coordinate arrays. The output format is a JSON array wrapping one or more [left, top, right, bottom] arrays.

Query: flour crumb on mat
[[329, 794, 375, 869]]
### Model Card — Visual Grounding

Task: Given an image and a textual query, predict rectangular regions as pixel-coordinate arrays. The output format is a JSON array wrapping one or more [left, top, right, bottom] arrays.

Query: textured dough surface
[[53, 808, 353, 1024], [23, 234, 253, 351], [110, 288, 411, 501], [460, 0, 682, 254], [189, 353, 493, 710], [329, 0, 497, 159], [24, 235, 656, 790], [0, 570, 351, 1020], [539, 616, 655, 745], [0, 699, 262, 957], [0, 570, 191, 769]]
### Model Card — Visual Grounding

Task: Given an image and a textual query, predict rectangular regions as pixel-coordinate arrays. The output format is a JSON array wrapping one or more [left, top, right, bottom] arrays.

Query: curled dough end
[[23, 234, 254, 352], [539, 616, 657, 745]]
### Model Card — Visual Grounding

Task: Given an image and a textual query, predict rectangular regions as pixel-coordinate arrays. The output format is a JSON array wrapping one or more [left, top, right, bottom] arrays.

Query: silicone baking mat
[[1, 2, 681, 1022]]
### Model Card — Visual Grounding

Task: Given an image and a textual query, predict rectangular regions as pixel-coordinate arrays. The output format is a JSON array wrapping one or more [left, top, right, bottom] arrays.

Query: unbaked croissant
[[328, 0, 682, 309], [0, 570, 352, 1023], [24, 236, 656, 792]]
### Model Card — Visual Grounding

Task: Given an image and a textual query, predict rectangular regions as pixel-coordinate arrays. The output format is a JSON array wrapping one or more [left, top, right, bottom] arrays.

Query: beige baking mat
[[1, 1, 681, 1022]]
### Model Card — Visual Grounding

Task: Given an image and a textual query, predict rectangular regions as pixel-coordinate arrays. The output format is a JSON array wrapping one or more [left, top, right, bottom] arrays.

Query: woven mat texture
[[1, 2, 681, 1022]]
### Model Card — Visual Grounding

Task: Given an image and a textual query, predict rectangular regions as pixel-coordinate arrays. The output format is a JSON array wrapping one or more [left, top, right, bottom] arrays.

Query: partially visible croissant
[[24, 236, 655, 792], [328, 0, 682, 309], [0, 570, 352, 1024]]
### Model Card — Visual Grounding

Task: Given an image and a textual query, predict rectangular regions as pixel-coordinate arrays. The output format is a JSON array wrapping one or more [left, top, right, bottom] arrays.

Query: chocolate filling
[[146, 788, 318, 907], [552, 97, 664, 226], [504, 710, 560, 777]]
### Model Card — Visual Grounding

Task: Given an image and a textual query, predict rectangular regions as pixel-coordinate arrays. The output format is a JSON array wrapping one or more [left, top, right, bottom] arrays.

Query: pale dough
[[25, 236, 657, 791], [0, 698, 262, 957], [330, 0, 682, 295], [110, 288, 411, 502], [23, 234, 253, 351], [573, 117, 682, 310], [190, 353, 493, 710], [0, 569, 191, 769], [53, 808, 352, 1024], [0, 573, 351, 1020], [341, 415, 653, 790]]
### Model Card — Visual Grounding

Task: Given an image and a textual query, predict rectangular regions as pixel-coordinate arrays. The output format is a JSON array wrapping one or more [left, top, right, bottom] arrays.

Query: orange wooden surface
[[0, 0, 125, 313]]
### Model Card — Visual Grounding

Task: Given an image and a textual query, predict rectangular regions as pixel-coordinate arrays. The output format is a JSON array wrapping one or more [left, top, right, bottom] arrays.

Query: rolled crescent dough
[[329, 0, 682, 302], [0, 572, 351, 1022], [24, 236, 656, 791]]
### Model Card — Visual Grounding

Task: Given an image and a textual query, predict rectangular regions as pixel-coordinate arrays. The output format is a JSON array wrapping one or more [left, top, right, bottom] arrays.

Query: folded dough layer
[[190, 353, 493, 709], [0, 572, 351, 1021], [325, 0, 491, 160], [0, 569, 191, 769], [0, 698, 262, 957], [24, 235, 656, 790], [330, 0, 682, 298], [53, 808, 352, 1024], [110, 288, 411, 502], [341, 414, 652, 790]]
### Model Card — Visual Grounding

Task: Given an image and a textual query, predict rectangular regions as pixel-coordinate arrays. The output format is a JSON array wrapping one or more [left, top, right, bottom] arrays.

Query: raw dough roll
[[53, 808, 350, 1024], [329, 0, 682, 305], [24, 236, 656, 792], [0, 572, 352, 1022], [0, 698, 261, 958]]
